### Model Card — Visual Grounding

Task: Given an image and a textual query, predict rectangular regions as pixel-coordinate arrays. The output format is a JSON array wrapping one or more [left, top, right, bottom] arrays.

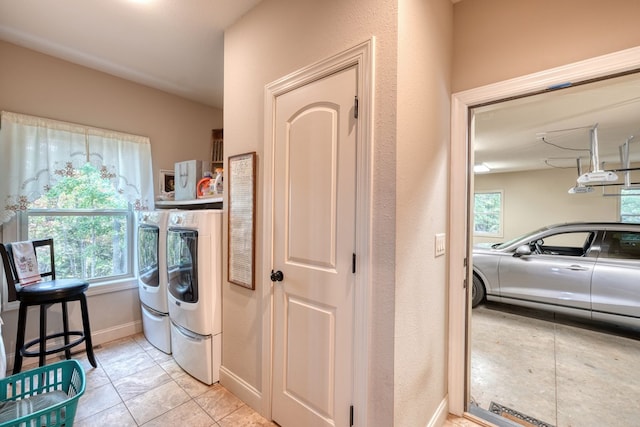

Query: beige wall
[[395, 0, 452, 425], [474, 168, 618, 246], [453, 0, 640, 92], [223, 0, 398, 423], [224, 0, 452, 425], [0, 40, 222, 356], [0, 40, 222, 190]]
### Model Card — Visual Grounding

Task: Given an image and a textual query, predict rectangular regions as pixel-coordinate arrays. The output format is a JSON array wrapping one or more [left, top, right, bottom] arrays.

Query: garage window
[[620, 188, 640, 223], [474, 191, 503, 237]]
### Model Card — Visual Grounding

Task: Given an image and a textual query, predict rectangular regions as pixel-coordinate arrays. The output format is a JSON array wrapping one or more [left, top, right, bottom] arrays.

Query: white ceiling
[[474, 72, 640, 175], [0, 0, 262, 108]]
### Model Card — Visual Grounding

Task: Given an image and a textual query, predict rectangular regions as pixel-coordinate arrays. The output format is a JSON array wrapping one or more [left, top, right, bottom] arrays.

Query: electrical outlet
[[435, 233, 446, 257]]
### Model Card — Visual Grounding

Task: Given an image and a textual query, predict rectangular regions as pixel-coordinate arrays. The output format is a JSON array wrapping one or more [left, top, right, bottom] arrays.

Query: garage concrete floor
[[471, 303, 640, 427]]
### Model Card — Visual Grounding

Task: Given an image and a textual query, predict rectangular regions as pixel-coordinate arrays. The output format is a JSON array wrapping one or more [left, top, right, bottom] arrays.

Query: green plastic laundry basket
[[0, 359, 85, 427]]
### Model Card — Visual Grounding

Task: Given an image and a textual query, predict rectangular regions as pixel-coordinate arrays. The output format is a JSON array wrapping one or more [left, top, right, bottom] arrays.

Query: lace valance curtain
[[0, 111, 154, 223]]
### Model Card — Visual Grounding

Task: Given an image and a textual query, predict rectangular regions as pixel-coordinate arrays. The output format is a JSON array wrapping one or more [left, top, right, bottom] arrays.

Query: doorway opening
[[469, 70, 640, 426], [448, 46, 640, 423]]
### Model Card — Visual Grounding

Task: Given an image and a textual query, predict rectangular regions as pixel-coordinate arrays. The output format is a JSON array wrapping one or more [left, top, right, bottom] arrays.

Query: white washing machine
[[166, 209, 222, 384], [137, 210, 171, 354]]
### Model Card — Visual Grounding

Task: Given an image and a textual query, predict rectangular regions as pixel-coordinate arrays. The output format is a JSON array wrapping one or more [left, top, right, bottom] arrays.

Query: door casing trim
[[449, 45, 640, 415], [263, 38, 375, 424]]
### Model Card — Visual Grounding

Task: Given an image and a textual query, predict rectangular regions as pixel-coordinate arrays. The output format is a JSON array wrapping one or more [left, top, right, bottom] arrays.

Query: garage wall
[[474, 168, 619, 245]]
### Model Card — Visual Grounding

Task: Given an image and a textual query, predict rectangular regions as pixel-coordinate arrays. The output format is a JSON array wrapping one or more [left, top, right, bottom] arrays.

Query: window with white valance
[[0, 111, 154, 223], [0, 111, 154, 285]]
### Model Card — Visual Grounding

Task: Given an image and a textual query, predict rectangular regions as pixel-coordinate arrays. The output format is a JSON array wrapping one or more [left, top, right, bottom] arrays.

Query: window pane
[[28, 213, 130, 280], [535, 232, 593, 257], [31, 164, 129, 210], [23, 163, 133, 282], [474, 192, 502, 235], [601, 231, 640, 259], [620, 189, 640, 223]]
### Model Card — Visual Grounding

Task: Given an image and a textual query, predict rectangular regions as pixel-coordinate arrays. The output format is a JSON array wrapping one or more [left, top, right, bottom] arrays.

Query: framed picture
[[159, 169, 175, 193], [227, 152, 256, 290]]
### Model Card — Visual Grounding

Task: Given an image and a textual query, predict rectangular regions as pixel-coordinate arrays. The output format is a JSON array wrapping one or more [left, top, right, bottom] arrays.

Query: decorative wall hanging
[[228, 152, 256, 290]]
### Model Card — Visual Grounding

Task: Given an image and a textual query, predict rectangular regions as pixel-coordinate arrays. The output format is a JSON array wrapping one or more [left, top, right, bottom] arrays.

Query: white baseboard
[[91, 320, 143, 346], [219, 365, 263, 415], [426, 396, 449, 427], [6, 320, 142, 372]]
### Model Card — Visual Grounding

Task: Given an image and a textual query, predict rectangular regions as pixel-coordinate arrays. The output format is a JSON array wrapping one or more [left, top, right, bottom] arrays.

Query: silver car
[[472, 222, 640, 329]]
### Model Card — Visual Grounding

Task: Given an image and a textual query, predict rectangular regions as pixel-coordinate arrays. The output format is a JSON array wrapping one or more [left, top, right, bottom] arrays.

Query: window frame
[[530, 230, 596, 257], [473, 190, 504, 238]]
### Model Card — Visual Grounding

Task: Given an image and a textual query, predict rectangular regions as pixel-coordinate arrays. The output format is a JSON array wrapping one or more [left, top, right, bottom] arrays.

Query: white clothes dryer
[[137, 210, 171, 354], [166, 209, 222, 385]]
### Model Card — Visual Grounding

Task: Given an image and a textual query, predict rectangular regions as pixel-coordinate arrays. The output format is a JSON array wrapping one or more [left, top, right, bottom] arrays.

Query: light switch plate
[[435, 233, 446, 257]]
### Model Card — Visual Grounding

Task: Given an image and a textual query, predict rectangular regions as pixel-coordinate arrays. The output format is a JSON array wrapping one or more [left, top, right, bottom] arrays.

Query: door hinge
[[352, 253, 356, 274], [354, 96, 359, 119], [350, 405, 354, 426]]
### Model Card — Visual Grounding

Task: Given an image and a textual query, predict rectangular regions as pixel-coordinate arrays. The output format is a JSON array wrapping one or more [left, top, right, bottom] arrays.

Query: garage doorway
[[469, 71, 640, 426], [448, 46, 640, 422]]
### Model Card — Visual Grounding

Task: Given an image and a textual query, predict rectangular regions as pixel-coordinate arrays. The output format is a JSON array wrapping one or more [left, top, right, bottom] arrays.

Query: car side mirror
[[514, 245, 532, 257]]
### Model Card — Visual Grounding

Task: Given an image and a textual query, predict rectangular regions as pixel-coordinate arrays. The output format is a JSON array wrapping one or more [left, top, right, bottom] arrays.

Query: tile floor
[[22, 333, 277, 426], [26, 319, 608, 427], [10, 330, 496, 427], [471, 303, 640, 427], [25, 332, 487, 427]]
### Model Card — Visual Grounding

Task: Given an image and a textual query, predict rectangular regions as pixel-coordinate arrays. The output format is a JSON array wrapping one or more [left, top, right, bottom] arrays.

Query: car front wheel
[[472, 275, 485, 308]]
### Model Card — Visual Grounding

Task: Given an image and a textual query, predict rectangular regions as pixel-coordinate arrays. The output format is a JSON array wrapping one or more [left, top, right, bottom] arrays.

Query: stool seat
[[17, 279, 89, 303], [0, 239, 97, 374]]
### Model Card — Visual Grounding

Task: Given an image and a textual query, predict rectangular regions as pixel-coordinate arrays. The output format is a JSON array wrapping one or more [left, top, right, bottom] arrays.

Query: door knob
[[270, 270, 284, 282]]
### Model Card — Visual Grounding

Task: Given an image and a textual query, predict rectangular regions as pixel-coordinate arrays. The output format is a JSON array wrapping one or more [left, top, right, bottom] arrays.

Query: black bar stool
[[0, 238, 97, 374]]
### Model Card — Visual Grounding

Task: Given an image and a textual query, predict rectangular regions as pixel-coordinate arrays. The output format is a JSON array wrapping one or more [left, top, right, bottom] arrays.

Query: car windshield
[[492, 225, 552, 250]]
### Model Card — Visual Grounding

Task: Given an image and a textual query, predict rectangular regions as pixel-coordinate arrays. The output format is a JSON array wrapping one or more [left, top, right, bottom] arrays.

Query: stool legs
[[38, 304, 48, 367], [62, 301, 71, 360], [79, 294, 97, 368], [13, 295, 97, 373], [13, 303, 28, 374]]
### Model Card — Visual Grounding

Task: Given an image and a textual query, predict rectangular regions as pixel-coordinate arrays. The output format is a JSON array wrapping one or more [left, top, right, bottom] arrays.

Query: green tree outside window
[[474, 191, 502, 235], [26, 164, 132, 281], [620, 188, 640, 224]]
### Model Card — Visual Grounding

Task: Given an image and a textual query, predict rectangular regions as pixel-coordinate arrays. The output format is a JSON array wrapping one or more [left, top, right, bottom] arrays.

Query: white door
[[271, 65, 357, 427]]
